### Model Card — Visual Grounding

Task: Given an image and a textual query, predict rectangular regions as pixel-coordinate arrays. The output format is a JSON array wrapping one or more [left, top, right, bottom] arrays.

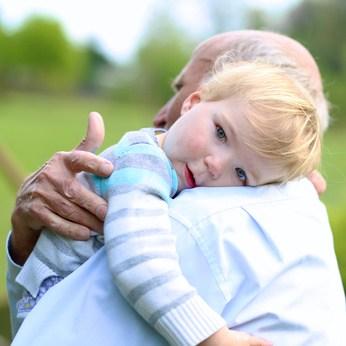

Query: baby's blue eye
[[215, 125, 226, 141], [235, 167, 247, 183]]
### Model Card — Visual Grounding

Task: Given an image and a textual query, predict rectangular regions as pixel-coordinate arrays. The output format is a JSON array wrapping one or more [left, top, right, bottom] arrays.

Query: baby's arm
[[97, 131, 225, 345]]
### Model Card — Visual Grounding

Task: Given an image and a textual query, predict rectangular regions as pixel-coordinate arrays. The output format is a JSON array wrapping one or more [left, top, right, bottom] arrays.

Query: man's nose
[[204, 155, 224, 180], [153, 103, 169, 128], [153, 110, 166, 128]]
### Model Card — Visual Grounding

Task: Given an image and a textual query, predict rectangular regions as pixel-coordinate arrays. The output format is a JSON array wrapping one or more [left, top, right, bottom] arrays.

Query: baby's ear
[[181, 91, 201, 114]]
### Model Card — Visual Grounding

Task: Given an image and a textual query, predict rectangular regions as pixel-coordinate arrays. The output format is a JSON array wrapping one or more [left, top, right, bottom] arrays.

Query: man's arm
[[9, 112, 113, 265]]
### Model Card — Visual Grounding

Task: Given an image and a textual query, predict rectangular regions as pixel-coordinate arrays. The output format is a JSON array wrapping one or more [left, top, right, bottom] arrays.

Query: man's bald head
[[194, 31, 321, 84], [153, 30, 328, 131]]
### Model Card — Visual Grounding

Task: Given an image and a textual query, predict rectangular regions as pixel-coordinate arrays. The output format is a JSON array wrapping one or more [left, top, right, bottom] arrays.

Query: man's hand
[[308, 170, 327, 195], [198, 326, 272, 346], [10, 112, 113, 265]]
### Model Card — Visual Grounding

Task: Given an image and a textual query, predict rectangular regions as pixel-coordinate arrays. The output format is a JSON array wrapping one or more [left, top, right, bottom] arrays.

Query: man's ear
[[180, 91, 201, 115]]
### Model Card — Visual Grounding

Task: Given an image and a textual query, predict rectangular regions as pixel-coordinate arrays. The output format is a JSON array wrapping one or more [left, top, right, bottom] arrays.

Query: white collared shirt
[[7, 179, 346, 345]]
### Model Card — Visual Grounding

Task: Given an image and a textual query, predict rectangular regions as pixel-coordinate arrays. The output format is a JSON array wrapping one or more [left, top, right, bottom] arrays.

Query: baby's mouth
[[184, 164, 196, 188]]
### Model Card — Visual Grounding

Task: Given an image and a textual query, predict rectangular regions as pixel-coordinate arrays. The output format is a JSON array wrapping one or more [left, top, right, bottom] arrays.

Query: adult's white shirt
[[7, 179, 346, 345]]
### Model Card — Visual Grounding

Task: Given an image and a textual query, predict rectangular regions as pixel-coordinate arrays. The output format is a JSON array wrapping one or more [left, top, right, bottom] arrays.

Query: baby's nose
[[204, 155, 223, 180]]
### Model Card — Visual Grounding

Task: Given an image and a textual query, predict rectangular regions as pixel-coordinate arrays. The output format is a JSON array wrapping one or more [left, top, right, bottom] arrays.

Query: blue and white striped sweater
[[16, 128, 225, 346], [94, 130, 178, 201]]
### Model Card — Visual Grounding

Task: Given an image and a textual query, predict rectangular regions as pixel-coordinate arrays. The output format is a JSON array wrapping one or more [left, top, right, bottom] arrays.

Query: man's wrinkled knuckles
[[33, 169, 49, 184], [67, 151, 85, 171], [15, 201, 48, 232], [14, 192, 25, 208], [16, 171, 41, 198], [22, 163, 48, 185], [68, 150, 102, 173], [63, 208, 88, 226], [65, 150, 93, 172], [48, 193, 101, 229], [14, 186, 45, 219], [61, 224, 90, 240], [46, 216, 81, 238], [47, 219, 65, 235], [45, 151, 69, 168], [54, 197, 78, 219], [25, 181, 48, 203], [61, 177, 80, 200], [77, 198, 98, 215], [83, 159, 98, 173], [48, 219, 81, 240], [29, 200, 48, 221], [36, 160, 66, 185], [53, 151, 68, 160]]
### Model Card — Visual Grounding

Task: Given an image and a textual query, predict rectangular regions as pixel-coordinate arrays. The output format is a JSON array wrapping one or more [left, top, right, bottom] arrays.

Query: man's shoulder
[[170, 178, 320, 224]]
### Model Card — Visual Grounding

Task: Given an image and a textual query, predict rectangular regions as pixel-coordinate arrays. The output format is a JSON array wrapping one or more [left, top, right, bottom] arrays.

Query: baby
[[16, 60, 321, 346]]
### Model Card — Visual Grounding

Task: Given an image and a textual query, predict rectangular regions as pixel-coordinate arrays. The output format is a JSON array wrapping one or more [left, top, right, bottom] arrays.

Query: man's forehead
[[192, 40, 218, 63], [192, 32, 240, 60], [175, 55, 211, 83]]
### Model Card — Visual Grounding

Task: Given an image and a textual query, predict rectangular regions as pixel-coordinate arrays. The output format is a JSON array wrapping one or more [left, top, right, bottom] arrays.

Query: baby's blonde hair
[[199, 61, 321, 183]]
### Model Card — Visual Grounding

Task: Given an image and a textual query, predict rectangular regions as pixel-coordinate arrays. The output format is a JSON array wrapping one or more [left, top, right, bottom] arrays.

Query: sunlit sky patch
[[0, 0, 301, 62]]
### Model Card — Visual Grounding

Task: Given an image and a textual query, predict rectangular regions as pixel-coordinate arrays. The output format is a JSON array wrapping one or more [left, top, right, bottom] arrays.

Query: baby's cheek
[[186, 134, 206, 154]]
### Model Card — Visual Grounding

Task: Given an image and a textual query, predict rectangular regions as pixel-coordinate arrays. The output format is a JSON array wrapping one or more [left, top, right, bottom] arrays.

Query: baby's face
[[161, 93, 283, 192]]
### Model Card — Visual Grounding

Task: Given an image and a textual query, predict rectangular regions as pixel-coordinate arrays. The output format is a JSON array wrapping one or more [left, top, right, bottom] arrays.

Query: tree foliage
[[81, 41, 114, 93], [10, 17, 87, 91], [0, 16, 111, 93], [132, 13, 193, 105], [0, 25, 11, 84], [285, 0, 346, 126], [287, 0, 346, 73]]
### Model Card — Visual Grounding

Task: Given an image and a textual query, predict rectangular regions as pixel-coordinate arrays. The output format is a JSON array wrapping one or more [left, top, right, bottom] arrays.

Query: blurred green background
[[1, 0, 345, 343]]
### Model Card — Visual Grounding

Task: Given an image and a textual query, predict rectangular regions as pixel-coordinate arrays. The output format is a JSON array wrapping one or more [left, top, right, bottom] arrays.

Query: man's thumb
[[75, 112, 105, 152]]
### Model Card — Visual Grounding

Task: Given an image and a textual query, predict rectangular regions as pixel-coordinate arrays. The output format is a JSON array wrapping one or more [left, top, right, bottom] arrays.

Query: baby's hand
[[199, 326, 272, 346]]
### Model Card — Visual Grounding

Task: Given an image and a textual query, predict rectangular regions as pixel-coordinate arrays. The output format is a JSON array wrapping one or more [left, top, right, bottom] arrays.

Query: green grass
[[0, 92, 154, 341], [320, 130, 346, 208], [1, 92, 345, 341], [319, 129, 346, 291]]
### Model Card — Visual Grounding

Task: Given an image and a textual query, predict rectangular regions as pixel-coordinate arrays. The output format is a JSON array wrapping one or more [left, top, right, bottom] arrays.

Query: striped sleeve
[[94, 130, 225, 345]]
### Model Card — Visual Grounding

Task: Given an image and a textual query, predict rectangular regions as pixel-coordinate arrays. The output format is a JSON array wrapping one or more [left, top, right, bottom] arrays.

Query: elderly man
[[8, 31, 345, 345]]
